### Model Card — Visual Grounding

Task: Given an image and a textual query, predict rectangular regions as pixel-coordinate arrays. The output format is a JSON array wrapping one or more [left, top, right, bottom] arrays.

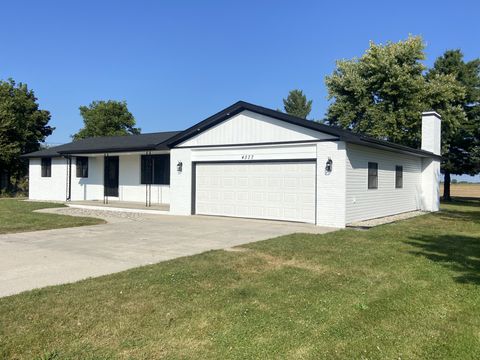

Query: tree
[[73, 100, 140, 140], [0, 79, 53, 191], [325, 36, 477, 200], [426, 50, 480, 200], [283, 89, 313, 119]]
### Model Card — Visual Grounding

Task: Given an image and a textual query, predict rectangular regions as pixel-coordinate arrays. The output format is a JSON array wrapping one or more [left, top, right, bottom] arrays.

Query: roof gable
[[167, 101, 441, 159], [176, 109, 336, 147]]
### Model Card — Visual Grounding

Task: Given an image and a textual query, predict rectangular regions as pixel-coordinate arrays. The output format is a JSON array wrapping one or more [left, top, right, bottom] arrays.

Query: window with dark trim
[[41, 158, 51, 177], [368, 162, 378, 189], [141, 154, 170, 185], [395, 165, 403, 188], [76, 157, 89, 178]]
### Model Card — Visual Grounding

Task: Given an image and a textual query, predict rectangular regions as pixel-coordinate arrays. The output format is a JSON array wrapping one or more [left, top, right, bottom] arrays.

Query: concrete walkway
[[0, 208, 335, 297]]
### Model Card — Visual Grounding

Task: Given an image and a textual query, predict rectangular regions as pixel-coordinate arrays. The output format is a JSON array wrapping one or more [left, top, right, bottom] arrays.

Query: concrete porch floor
[[67, 200, 170, 212]]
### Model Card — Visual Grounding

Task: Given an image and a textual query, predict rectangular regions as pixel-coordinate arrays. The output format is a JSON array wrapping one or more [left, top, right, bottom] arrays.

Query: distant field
[[441, 183, 480, 198]]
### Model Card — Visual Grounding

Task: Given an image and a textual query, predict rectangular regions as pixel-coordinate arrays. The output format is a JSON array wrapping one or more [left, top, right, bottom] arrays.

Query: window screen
[[141, 154, 170, 185]]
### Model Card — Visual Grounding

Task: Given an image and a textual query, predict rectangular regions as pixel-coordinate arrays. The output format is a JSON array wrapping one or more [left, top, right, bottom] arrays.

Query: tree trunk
[[443, 171, 451, 201]]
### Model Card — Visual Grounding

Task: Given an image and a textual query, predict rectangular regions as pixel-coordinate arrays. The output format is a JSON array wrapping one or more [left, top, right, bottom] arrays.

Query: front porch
[[67, 200, 170, 214]]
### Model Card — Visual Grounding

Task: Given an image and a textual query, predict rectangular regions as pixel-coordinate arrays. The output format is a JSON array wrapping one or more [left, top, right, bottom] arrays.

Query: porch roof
[[21, 131, 181, 158]]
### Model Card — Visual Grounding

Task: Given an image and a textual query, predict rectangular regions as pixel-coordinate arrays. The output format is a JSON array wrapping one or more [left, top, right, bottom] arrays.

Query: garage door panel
[[195, 161, 316, 224]]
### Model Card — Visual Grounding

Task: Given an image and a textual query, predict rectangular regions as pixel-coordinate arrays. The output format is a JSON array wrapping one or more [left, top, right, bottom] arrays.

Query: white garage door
[[194, 161, 316, 223]]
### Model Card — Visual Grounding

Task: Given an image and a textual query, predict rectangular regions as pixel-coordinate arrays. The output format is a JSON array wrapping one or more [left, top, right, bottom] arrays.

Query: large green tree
[[283, 89, 313, 119], [0, 79, 53, 191], [325, 36, 477, 200], [426, 50, 480, 199], [73, 100, 140, 140]]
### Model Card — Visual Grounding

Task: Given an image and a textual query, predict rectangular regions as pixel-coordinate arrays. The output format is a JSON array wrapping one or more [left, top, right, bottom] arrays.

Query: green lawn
[[1, 200, 479, 359], [0, 199, 104, 234]]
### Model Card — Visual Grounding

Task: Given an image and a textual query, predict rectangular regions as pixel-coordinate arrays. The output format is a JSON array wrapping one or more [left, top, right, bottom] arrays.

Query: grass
[[0, 199, 104, 234], [1, 199, 480, 359]]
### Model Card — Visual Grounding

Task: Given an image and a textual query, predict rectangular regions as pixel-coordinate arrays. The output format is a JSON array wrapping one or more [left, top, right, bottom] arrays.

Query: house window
[[76, 157, 89, 178], [395, 165, 403, 188], [368, 162, 378, 189], [141, 154, 170, 185], [41, 158, 51, 177]]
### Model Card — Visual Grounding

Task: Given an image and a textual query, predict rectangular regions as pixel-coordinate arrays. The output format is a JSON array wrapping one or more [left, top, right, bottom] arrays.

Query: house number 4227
[[241, 154, 254, 160]]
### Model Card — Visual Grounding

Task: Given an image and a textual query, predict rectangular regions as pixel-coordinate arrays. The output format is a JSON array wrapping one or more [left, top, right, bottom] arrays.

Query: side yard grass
[[0, 199, 479, 359], [0, 199, 104, 234]]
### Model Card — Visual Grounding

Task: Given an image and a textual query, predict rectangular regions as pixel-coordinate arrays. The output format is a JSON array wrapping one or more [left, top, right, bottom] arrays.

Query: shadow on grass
[[407, 234, 480, 284], [437, 198, 480, 225], [406, 198, 480, 284], [437, 209, 480, 225], [442, 197, 480, 208]]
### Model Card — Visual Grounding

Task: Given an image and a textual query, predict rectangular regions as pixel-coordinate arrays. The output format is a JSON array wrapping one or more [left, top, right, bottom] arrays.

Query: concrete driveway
[[0, 208, 335, 297]]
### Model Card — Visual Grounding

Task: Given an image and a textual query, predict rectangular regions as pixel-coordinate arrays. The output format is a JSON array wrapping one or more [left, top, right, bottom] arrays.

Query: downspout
[[104, 153, 109, 204], [65, 156, 72, 201], [145, 151, 152, 207]]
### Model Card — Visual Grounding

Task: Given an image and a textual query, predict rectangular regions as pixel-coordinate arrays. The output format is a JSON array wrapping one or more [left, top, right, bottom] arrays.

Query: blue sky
[[1, 0, 479, 179]]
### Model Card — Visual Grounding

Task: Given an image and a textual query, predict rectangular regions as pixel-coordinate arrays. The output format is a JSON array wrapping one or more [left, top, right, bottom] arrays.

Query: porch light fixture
[[325, 158, 333, 173], [177, 161, 183, 172]]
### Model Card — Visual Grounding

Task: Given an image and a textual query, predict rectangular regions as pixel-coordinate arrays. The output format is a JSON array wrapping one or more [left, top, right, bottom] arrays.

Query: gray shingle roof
[[22, 101, 441, 160], [167, 101, 442, 160], [21, 131, 181, 158]]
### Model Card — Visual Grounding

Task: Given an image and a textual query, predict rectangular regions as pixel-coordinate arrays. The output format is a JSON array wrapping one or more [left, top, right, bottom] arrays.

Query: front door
[[104, 156, 119, 197]]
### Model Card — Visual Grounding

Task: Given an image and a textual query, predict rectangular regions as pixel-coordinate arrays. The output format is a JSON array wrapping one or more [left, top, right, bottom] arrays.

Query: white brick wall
[[169, 148, 193, 215], [420, 112, 441, 211], [316, 141, 347, 227], [29, 154, 170, 204], [421, 158, 441, 211], [29, 157, 68, 201]]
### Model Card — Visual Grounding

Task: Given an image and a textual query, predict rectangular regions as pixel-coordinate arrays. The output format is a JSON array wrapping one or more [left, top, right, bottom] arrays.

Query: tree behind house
[[325, 36, 477, 200], [426, 50, 480, 199], [283, 89, 313, 119], [0, 79, 53, 193], [73, 100, 140, 140]]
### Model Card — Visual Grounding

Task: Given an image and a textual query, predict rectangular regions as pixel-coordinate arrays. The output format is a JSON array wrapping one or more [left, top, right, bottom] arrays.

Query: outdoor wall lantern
[[325, 157, 333, 173], [177, 161, 183, 172]]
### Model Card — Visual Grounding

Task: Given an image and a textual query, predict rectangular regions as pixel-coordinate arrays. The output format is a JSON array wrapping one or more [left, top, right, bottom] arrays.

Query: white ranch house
[[23, 101, 441, 228]]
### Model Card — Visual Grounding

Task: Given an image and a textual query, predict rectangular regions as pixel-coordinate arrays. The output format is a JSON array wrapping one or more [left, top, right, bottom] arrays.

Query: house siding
[[178, 110, 336, 147], [345, 143, 422, 224]]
